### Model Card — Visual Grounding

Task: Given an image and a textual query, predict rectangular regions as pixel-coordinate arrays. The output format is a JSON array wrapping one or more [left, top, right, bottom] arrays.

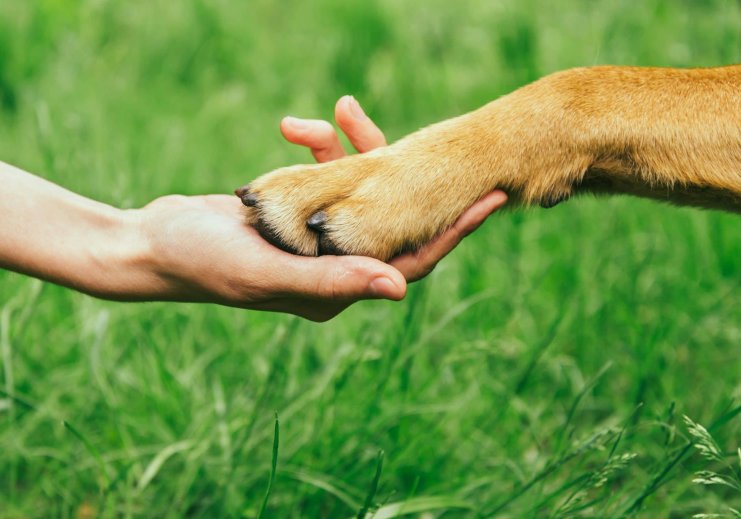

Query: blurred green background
[[1, 0, 741, 517]]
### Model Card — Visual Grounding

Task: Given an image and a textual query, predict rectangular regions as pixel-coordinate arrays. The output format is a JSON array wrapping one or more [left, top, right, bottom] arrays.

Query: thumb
[[282, 255, 407, 301]]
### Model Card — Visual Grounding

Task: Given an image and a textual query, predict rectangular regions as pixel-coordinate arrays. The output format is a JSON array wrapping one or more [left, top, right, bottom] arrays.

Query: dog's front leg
[[238, 65, 741, 260], [569, 65, 741, 212]]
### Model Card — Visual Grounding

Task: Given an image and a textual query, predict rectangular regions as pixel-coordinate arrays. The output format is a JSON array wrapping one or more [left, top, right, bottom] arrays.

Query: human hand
[[132, 96, 507, 320]]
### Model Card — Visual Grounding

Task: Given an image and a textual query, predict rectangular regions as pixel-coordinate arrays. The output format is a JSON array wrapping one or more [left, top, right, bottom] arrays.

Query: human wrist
[[78, 206, 163, 301]]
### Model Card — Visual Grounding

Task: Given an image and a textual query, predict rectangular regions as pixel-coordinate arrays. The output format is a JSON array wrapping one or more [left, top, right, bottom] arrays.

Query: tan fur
[[243, 65, 741, 260]]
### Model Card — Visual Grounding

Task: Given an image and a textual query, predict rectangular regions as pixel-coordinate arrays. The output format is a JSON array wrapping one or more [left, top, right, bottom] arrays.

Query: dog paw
[[236, 144, 487, 261]]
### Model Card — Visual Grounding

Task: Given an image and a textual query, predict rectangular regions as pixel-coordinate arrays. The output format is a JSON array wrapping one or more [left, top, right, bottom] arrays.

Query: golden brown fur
[[239, 65, 741, 260]]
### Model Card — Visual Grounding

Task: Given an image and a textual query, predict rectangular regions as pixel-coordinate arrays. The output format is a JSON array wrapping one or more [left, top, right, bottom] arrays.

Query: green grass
[[1, 0, 741, 517]]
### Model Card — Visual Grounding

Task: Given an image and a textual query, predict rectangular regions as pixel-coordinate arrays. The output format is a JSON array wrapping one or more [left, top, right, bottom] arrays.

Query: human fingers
[[269, 254, 407, 307], [280, 116, 346, 162], [390, 190, 508, 282], [334, 95, 387, 152]]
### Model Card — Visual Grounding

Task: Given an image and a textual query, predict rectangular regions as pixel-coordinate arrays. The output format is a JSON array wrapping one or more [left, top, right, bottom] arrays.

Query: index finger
[[280, 117, 346, 162]]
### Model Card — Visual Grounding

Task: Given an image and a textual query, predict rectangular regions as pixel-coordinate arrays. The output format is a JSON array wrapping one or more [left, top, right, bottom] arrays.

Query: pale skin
[[0, 96, 508, 321]]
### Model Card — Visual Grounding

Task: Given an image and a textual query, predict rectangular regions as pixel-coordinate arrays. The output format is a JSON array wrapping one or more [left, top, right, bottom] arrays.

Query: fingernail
[[369, 276, 397, 298], [348, 95, 366, 120], [284, 116, 308, 129]]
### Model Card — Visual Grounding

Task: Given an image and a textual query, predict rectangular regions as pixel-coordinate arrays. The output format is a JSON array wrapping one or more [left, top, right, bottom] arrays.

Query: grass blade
[[256, 413, 280, 519], [357, 450, 384, 519], [137, 440, 194, 492], [282, 467, 363, 510], [353, 496, 472, 519], [0, 388, 38, 412], [62, 420, 110, 492]]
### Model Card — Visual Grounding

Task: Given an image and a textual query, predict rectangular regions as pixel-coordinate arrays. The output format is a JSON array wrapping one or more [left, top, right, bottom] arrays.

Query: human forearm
[[0, 161, 152, 298]]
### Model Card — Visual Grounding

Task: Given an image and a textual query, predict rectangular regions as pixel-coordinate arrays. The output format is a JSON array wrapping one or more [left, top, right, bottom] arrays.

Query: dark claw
[[235, 185, 258, 206], [242, 193, 258, 207], [234, 185, 249, 197], [307, 211, 328, 232], [540, 193, 569, 209]]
